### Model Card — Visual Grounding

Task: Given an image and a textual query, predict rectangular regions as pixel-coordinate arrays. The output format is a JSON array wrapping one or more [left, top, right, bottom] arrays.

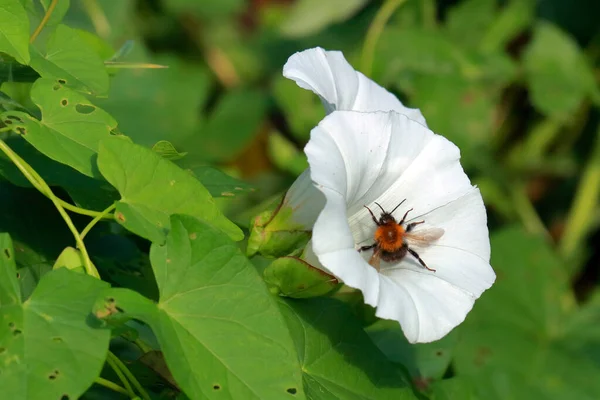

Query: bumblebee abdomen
[[374, 223, 405, 252], [380, 246, 408, 262]]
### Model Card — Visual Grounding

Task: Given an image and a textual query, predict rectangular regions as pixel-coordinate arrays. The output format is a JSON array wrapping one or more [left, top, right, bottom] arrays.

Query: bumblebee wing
[[368, 248, 381, 271], [405, 227, 445, 246]]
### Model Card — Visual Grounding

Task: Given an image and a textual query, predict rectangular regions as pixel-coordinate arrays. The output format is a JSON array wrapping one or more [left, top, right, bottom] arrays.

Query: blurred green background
[[3, 0, 600, 398]]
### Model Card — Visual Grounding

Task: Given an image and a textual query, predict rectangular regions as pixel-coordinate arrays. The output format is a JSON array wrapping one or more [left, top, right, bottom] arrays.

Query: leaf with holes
[[278, 297, 417, 399], [453, 227, 600, 399], [1, 79, 117, 178], [0, 0, 29, 64], [97, 137, 243, 242], [93, 214, 304, 399], [29, 24, 109, 95], [0, 233, 110, 400]]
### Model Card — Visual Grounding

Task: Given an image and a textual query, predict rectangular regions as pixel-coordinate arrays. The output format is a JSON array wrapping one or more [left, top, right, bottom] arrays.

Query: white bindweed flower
[[302, 110, 495, 343], [281, 47, 426, 229], [283, 47, 425, 123]]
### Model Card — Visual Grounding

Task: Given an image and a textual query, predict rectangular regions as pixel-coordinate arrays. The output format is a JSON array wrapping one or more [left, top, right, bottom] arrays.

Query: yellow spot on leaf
[[39, 313, 53, 322]]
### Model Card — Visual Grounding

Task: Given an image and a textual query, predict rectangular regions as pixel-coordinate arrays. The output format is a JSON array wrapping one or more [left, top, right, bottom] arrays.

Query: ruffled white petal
[[306, 110, 392, 206], [407, 188, 492, 263], [283, 47, 426, 125], [349, 134, 474, 245], [379, 272, 476, 343], [305, 110, 495, 343]]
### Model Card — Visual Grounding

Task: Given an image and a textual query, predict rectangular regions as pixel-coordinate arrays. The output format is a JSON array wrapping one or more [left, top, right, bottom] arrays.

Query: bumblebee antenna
[[374, 202, 386, 214], [389, 199, 407, 215]]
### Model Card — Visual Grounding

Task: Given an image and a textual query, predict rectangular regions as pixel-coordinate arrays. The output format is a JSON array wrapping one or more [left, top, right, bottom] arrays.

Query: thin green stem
[[59, 200, 115, 219], [421, 0, 437, 29], [511, 183, 551, 240], [94, 377, 131, 397], [106, 353, 136, 398], [559, 126, 600, 262], [0, 132, 112, 219], [0, 140, 99, 278], [361, 0, 407, 76], [81, 203, 116, 240], [522, 118, 562, 159], [108, 351, 152, 400], [82, 0, 111, 39], [133, 338, 153, 354], [30, 0, 59, 43]]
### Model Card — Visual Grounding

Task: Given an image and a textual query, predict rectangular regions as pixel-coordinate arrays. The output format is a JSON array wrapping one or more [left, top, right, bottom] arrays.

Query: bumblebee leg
[[408, 248, 436, 272], [406, 220, 424, 232], [364, 205, 380, 225], [399, 208, 414, 224], [358, 243, 377, 252]]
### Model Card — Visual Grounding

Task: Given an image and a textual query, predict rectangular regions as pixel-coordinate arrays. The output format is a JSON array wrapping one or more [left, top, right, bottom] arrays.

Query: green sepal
[[247, 195, 311, 258]]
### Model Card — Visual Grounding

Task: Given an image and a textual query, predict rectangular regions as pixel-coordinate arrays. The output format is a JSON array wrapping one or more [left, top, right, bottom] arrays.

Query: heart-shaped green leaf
[[0, 234, 110, 400], [278, 297, 416, 399], [97, 137, 243, 242], [453, 227, 600, 399], [523, 22, 598, 120], [94, 214, 304, 399], [366, 319, 458, 380]]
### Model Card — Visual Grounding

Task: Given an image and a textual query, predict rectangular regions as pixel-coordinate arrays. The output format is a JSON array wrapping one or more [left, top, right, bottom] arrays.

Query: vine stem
[[559, 126, 600, 262], [30, 0, 59, 43], [133, 338, 153, 354], [361, 0, 407, 76], [511, 182, 551, 240], [0, 137, 113, 219], [106, 353, 136, 398], [0, 140, 99, 278], [421, 0, 437, 29], [60, 200, 115, 219], [94, 377, 131, 397], [108, 351, 152, 400], [82, 0, 111, 39], [81, 203, 116, 240]]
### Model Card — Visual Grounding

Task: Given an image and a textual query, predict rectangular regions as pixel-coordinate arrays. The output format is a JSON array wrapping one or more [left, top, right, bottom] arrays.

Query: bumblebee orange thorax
[[374, 222, 405, 252]]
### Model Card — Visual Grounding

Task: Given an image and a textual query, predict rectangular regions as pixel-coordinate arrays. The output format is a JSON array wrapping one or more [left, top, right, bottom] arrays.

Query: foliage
[[0, 0, 599, 399]]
